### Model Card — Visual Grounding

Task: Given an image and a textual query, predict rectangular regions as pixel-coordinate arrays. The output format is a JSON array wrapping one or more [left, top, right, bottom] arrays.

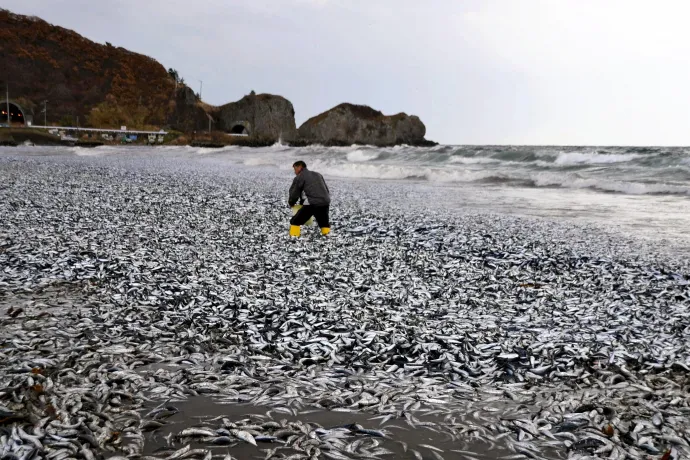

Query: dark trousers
[[291, 205, 330, 228]]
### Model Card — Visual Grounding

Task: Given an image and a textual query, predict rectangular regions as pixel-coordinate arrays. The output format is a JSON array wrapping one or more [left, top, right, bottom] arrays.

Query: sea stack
[[298, 103, 434, 146], [215, 92, 297, 142]]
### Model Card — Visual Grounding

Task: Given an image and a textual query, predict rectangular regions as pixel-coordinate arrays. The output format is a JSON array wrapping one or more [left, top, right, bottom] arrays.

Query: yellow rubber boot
[[289, 225, 301, 237], [321, 227, 331, 236]]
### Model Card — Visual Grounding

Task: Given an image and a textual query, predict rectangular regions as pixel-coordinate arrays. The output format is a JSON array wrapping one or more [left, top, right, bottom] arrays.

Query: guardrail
[[26, 126, 168, 135]]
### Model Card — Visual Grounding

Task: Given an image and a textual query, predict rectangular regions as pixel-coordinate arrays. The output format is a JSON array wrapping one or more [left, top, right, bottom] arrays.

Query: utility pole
[[199, 80, 203, 100], [42, 100, 48, 126]]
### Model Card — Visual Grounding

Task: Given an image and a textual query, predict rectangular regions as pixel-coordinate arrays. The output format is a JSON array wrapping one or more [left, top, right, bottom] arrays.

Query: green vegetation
[[59, 115, 75, 127]]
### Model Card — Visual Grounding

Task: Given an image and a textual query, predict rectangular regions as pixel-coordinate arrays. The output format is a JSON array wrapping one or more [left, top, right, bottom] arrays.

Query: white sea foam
[[310, 161, 419, 180], [18, 144, 687, 197], [447, 156, 501, 165], [69, 147, 99, 156], [531, 173, 690, 195], [308, 159, 690, 195], [553, 151, 639, 165], [423, 168, 503, 182], [309, 160, 503, 184], [346, 149, 380, 162], [244, 157, 280, 166], [195, 146, 238, 155], [70, 145, 125, 156]]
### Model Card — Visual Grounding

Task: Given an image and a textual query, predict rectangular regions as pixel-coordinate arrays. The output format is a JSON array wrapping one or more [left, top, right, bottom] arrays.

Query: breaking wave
[[300, 145, 690, 196], [31, 143, 690, 197], [310, 161, 690, 196], [346, 149, 380, 162], [528, 174, 690, 196], [552, 151, 640, 165]]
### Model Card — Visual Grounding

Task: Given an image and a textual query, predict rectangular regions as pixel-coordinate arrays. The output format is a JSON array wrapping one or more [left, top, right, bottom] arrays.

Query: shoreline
[[0, 127, 439, 148], [0, 127, 439, 149], [2, 144, 689, 259], [1, 145, 689, 257]]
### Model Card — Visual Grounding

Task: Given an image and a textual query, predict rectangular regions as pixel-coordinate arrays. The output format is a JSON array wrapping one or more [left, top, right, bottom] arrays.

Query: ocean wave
[[310, 161, 500, 182], [309, 161, 420, 180], [430, 144, 453, 152], [447, 156, 501, 165], [529, 174, 690, 195], [624, 147, 660, 154], [346, 149, 380, 162], [48, 144, 689, 197], [553, 151, 640, 165], [307, 159, 690, 196], [486, 150, 541, 163], [244, 157, 281, 166], [69, 146, 103, 156], [195, 146, 240, 155], [424, 168, 503, 182]]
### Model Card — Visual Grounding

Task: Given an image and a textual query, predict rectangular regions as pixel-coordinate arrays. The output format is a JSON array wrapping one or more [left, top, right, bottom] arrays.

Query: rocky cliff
[[167, 89, 297, 142], [297, 103, 433, 146], [1, 9, 433, 146], [0, 9, 295, 142], [215, 92, 297, 142], [0, 9, 174, 129], [167, 86, 212, 133]]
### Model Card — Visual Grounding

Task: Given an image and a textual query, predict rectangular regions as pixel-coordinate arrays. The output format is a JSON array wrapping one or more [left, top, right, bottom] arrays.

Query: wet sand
[[138, 397, 561, 460], [0, 281, 94, 319]]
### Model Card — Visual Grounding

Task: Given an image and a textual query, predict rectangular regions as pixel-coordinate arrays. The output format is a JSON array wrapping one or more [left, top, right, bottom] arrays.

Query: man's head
[[293, 160, 306, 175]]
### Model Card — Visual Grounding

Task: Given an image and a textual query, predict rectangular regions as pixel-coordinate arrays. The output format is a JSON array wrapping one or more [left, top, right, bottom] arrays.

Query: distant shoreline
[[0, 127, 438, 149]]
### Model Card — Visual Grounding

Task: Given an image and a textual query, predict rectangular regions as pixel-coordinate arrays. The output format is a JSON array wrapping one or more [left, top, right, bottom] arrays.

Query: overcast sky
[[4, 0, 690, 145]]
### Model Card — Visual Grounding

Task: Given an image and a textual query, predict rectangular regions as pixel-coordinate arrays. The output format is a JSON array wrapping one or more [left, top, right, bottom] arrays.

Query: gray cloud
[[5, 0, 690, 145]]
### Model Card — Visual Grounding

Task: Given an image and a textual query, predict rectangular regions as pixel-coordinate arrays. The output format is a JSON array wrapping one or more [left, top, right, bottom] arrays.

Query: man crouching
[[288, 161, 331, 237]]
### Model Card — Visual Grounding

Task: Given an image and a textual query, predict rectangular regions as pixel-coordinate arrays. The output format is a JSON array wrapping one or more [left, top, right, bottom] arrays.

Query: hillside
[[0, 9, 176, 129], [0, 9, 433, 146]]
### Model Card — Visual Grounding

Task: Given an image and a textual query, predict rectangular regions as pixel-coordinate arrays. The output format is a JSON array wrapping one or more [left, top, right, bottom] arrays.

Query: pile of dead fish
[[0, 150, 688, 460]]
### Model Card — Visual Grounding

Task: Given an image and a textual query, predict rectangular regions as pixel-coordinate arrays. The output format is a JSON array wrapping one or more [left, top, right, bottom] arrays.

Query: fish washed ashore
[[0, 149, 689, 460]]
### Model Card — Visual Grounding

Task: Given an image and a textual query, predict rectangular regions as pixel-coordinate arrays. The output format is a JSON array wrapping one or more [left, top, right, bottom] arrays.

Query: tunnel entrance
[[0, 101, 26, 126], [230, 124, 248, 135]]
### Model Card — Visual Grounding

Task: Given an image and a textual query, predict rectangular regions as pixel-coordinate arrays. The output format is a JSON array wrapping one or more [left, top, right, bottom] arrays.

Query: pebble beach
[[1, 147, 689, 460]]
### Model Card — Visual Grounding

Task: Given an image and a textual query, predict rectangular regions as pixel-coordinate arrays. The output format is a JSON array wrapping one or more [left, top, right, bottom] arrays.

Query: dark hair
[[293, 160, 307, 168]]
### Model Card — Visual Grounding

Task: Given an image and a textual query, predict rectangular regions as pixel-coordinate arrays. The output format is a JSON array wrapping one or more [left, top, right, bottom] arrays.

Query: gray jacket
[[289, 168, 331, 207]]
